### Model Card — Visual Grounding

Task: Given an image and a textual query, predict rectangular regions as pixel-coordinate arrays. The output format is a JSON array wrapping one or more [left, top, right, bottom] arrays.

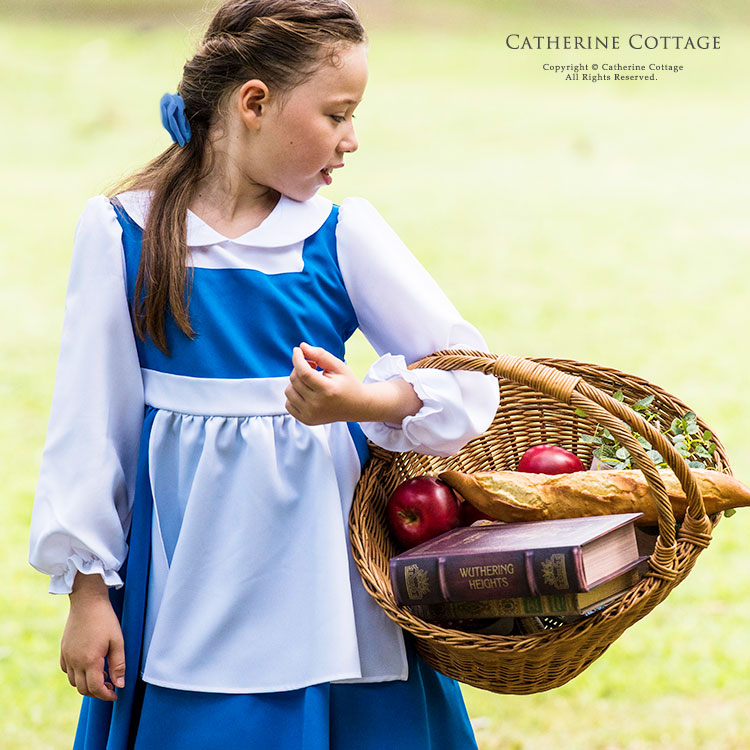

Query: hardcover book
[[390, 512, 643, 606], [407, 556, 649, 621]]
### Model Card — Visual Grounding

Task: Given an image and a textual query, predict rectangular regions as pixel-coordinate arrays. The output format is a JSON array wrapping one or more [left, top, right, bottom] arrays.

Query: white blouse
[[29, 191, 499, 692]]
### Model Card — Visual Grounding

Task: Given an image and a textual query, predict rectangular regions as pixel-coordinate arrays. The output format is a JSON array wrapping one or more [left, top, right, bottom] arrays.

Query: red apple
[[517, 444, 585, 474], [386, 476, 462, 549], [460, 498, 496, 526]]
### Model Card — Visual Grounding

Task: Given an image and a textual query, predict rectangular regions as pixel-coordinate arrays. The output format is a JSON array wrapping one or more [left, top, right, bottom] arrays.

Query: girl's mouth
[[320, 168, 332, 186]]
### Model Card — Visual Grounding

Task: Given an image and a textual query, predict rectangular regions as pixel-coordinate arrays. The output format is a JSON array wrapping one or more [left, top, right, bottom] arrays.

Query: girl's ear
[[237, 79, 271, 131]]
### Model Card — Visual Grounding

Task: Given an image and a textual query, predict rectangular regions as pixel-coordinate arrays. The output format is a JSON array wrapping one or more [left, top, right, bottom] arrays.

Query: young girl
[[29, 1, 499, 747]]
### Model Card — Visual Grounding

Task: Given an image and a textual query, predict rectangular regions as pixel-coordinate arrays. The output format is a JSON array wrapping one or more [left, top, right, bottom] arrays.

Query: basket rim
[[349, 352, 727, 691]]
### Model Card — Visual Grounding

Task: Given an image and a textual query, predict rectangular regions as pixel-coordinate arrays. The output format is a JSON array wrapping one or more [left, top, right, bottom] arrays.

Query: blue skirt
[[74, 639, 478, 750], [73, 409, 477, 750]]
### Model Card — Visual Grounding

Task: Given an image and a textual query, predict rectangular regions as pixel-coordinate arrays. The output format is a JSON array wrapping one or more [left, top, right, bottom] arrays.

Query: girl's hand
[[285, 342, 423, 425], [60, 573, 125, 702]]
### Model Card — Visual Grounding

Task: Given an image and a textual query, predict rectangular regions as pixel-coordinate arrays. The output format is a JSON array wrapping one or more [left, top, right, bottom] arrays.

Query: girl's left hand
[[285, 342, 423, 426], [285, 342, 366, 425]]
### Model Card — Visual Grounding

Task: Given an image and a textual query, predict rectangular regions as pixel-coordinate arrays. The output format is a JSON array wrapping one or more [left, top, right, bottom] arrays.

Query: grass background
[[2, 1, 749, 748]]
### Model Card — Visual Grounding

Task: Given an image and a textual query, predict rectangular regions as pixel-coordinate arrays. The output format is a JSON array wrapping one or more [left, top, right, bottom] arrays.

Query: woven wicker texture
[[349, 351, 728, 695]]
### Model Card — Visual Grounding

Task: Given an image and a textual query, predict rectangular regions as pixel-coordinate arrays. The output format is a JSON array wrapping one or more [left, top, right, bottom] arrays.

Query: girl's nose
[[339, 122, 359, 154]]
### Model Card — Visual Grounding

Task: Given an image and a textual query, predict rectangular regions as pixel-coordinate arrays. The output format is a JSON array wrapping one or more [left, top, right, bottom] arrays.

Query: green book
[[407, 559, 648, 621]]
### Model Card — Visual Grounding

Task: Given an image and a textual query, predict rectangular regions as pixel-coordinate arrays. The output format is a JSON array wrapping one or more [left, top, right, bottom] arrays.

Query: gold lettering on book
[[404, 564, 430, 600], [467, 577, 510, 590], [540, 553, 569, 590], [458, 563, 515, 578]]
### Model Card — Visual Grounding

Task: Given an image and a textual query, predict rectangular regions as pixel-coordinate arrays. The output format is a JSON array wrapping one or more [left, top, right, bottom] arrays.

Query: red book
[[390, 513, 643, 606]]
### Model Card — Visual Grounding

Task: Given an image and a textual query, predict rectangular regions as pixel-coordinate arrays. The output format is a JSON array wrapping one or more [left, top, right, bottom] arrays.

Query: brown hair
[[110, 0, 366, 354]]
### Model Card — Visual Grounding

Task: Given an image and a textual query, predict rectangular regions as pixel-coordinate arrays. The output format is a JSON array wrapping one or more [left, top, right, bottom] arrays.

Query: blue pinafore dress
[[71, 199, 479, 750]]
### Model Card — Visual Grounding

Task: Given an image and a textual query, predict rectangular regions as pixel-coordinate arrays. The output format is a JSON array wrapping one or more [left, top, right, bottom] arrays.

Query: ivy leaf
[[702, 430, 713, 442], [647, 449, 664, 464], [613, 390, 625, 402], [601, 428, 614, 441], [580, 434, 602, 445], [615, 447, 630, 460], [684, 411, 698, 424], [633, 395, 655, 411], [687, 460, 706, 469], [575, 408, 588, 418], [687, 424, 700, 435], [670, 417, 683, 434], [636, 435, 652, 450], [724, 508, 737, 518], [614, 461, 630, 470]]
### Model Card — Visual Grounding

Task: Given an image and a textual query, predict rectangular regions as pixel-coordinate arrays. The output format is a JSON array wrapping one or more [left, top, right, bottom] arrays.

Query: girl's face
[[245, 43, 369, 202]]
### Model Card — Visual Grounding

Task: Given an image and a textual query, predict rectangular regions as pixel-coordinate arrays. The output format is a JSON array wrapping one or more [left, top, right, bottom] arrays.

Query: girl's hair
[[110, 0, 366, 354]]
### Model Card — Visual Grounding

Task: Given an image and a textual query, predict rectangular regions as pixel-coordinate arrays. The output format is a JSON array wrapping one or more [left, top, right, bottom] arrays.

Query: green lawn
[[2, 3, 749, 749]]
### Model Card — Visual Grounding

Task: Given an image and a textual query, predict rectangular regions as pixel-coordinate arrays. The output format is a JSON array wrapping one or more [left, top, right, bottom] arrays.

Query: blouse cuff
[[48, 552, 125, 595], [360, 353, 471, 457]]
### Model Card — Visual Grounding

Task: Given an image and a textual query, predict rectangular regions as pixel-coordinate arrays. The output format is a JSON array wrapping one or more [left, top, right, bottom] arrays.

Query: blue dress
[[62, 195, 485, 750]]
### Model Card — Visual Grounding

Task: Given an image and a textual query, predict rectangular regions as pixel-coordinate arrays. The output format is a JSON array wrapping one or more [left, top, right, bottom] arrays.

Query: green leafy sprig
[[577, 390, 718, 471]]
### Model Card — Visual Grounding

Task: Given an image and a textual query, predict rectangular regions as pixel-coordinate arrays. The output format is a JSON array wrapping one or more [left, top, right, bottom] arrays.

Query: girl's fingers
[[291, 347, 321, 384], [70, 668, 82, 692], [285, 400, 301, 420], [80, 666, 96, 697], [60, 651, 67, 673], [289, 366, 315, 394], [285, 379, 308, 408], [84, 664, 116, 701], [299, 342, 346, 374], [294, 342, 319, 369], [107, 635, 127, 690]]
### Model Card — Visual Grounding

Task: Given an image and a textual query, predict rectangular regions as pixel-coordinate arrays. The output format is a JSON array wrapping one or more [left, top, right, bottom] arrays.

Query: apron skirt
[[72, 408, 478, 750]]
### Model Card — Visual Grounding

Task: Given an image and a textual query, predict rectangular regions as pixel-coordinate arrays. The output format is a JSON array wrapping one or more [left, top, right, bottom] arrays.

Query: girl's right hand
[[60, 573, 126, 702]]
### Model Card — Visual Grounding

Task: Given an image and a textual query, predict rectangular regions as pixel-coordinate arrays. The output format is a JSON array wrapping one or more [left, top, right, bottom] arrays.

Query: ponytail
[[109, 0, 365, 355]]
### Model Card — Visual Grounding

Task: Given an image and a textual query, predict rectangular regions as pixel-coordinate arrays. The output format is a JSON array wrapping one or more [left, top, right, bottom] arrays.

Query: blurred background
[[2, 1, 749, 748]]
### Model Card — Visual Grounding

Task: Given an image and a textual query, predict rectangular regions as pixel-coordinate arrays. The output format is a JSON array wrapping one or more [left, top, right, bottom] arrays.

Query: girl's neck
[[189, 168, 280, 240]]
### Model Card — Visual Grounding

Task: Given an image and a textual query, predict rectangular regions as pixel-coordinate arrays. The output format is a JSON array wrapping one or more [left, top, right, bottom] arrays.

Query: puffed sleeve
[[336, 197, 499, 456], [29, 196, 145, 594]]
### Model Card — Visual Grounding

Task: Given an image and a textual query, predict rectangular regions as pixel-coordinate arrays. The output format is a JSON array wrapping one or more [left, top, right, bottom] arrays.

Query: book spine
[[391, 546, 587, 605], [408, 593, 586, 621], [527, 547, 586, 595], [390, 554, 444, 605], [392, 549, 533, 604]]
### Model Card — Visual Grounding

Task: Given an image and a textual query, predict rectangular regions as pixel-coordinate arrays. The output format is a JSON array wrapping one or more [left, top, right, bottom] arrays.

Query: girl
[[29, 1, 499, 747]]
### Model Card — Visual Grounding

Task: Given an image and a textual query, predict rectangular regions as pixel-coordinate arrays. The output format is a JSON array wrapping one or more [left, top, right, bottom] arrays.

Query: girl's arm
[[285, 341, 423, 425], [29, 196, 144, 594], [294, 197, 498, 456], [29, 196, 144, 697]]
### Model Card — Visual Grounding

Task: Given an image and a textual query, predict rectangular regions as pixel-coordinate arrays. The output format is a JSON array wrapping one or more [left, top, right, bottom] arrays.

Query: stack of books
[[389, 512, 649, 623]]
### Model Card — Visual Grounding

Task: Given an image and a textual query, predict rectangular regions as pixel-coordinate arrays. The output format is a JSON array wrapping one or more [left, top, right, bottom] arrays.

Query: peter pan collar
[[115, 190, 333, 248]]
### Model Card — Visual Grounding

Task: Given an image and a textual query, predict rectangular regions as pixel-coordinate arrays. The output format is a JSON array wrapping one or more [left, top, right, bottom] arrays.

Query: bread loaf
[[438, 468, 750, 526]]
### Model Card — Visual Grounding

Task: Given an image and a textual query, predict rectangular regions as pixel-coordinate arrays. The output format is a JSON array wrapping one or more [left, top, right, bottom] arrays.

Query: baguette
[[438, 468, 750, 526]]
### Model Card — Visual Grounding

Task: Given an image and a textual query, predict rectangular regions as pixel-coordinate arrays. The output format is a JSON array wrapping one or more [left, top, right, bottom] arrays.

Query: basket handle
[[408, 350, 714, 579]]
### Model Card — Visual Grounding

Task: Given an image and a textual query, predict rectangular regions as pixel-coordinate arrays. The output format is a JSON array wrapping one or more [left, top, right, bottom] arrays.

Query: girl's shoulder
[[336, 196, 401, 246], [74, 194, 126, 239], [72, 192, 147, 241]]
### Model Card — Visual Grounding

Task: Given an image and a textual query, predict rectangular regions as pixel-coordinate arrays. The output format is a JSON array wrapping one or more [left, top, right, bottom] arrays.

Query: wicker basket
[[349, 350, 728, 695]]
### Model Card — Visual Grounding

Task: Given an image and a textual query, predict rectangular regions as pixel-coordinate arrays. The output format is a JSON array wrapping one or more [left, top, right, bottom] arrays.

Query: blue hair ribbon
[[160, 92, 192, 147]]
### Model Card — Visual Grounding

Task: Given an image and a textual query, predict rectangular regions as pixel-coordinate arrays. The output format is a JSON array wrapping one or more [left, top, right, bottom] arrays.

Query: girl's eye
[[329, 115, 346, 124]]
